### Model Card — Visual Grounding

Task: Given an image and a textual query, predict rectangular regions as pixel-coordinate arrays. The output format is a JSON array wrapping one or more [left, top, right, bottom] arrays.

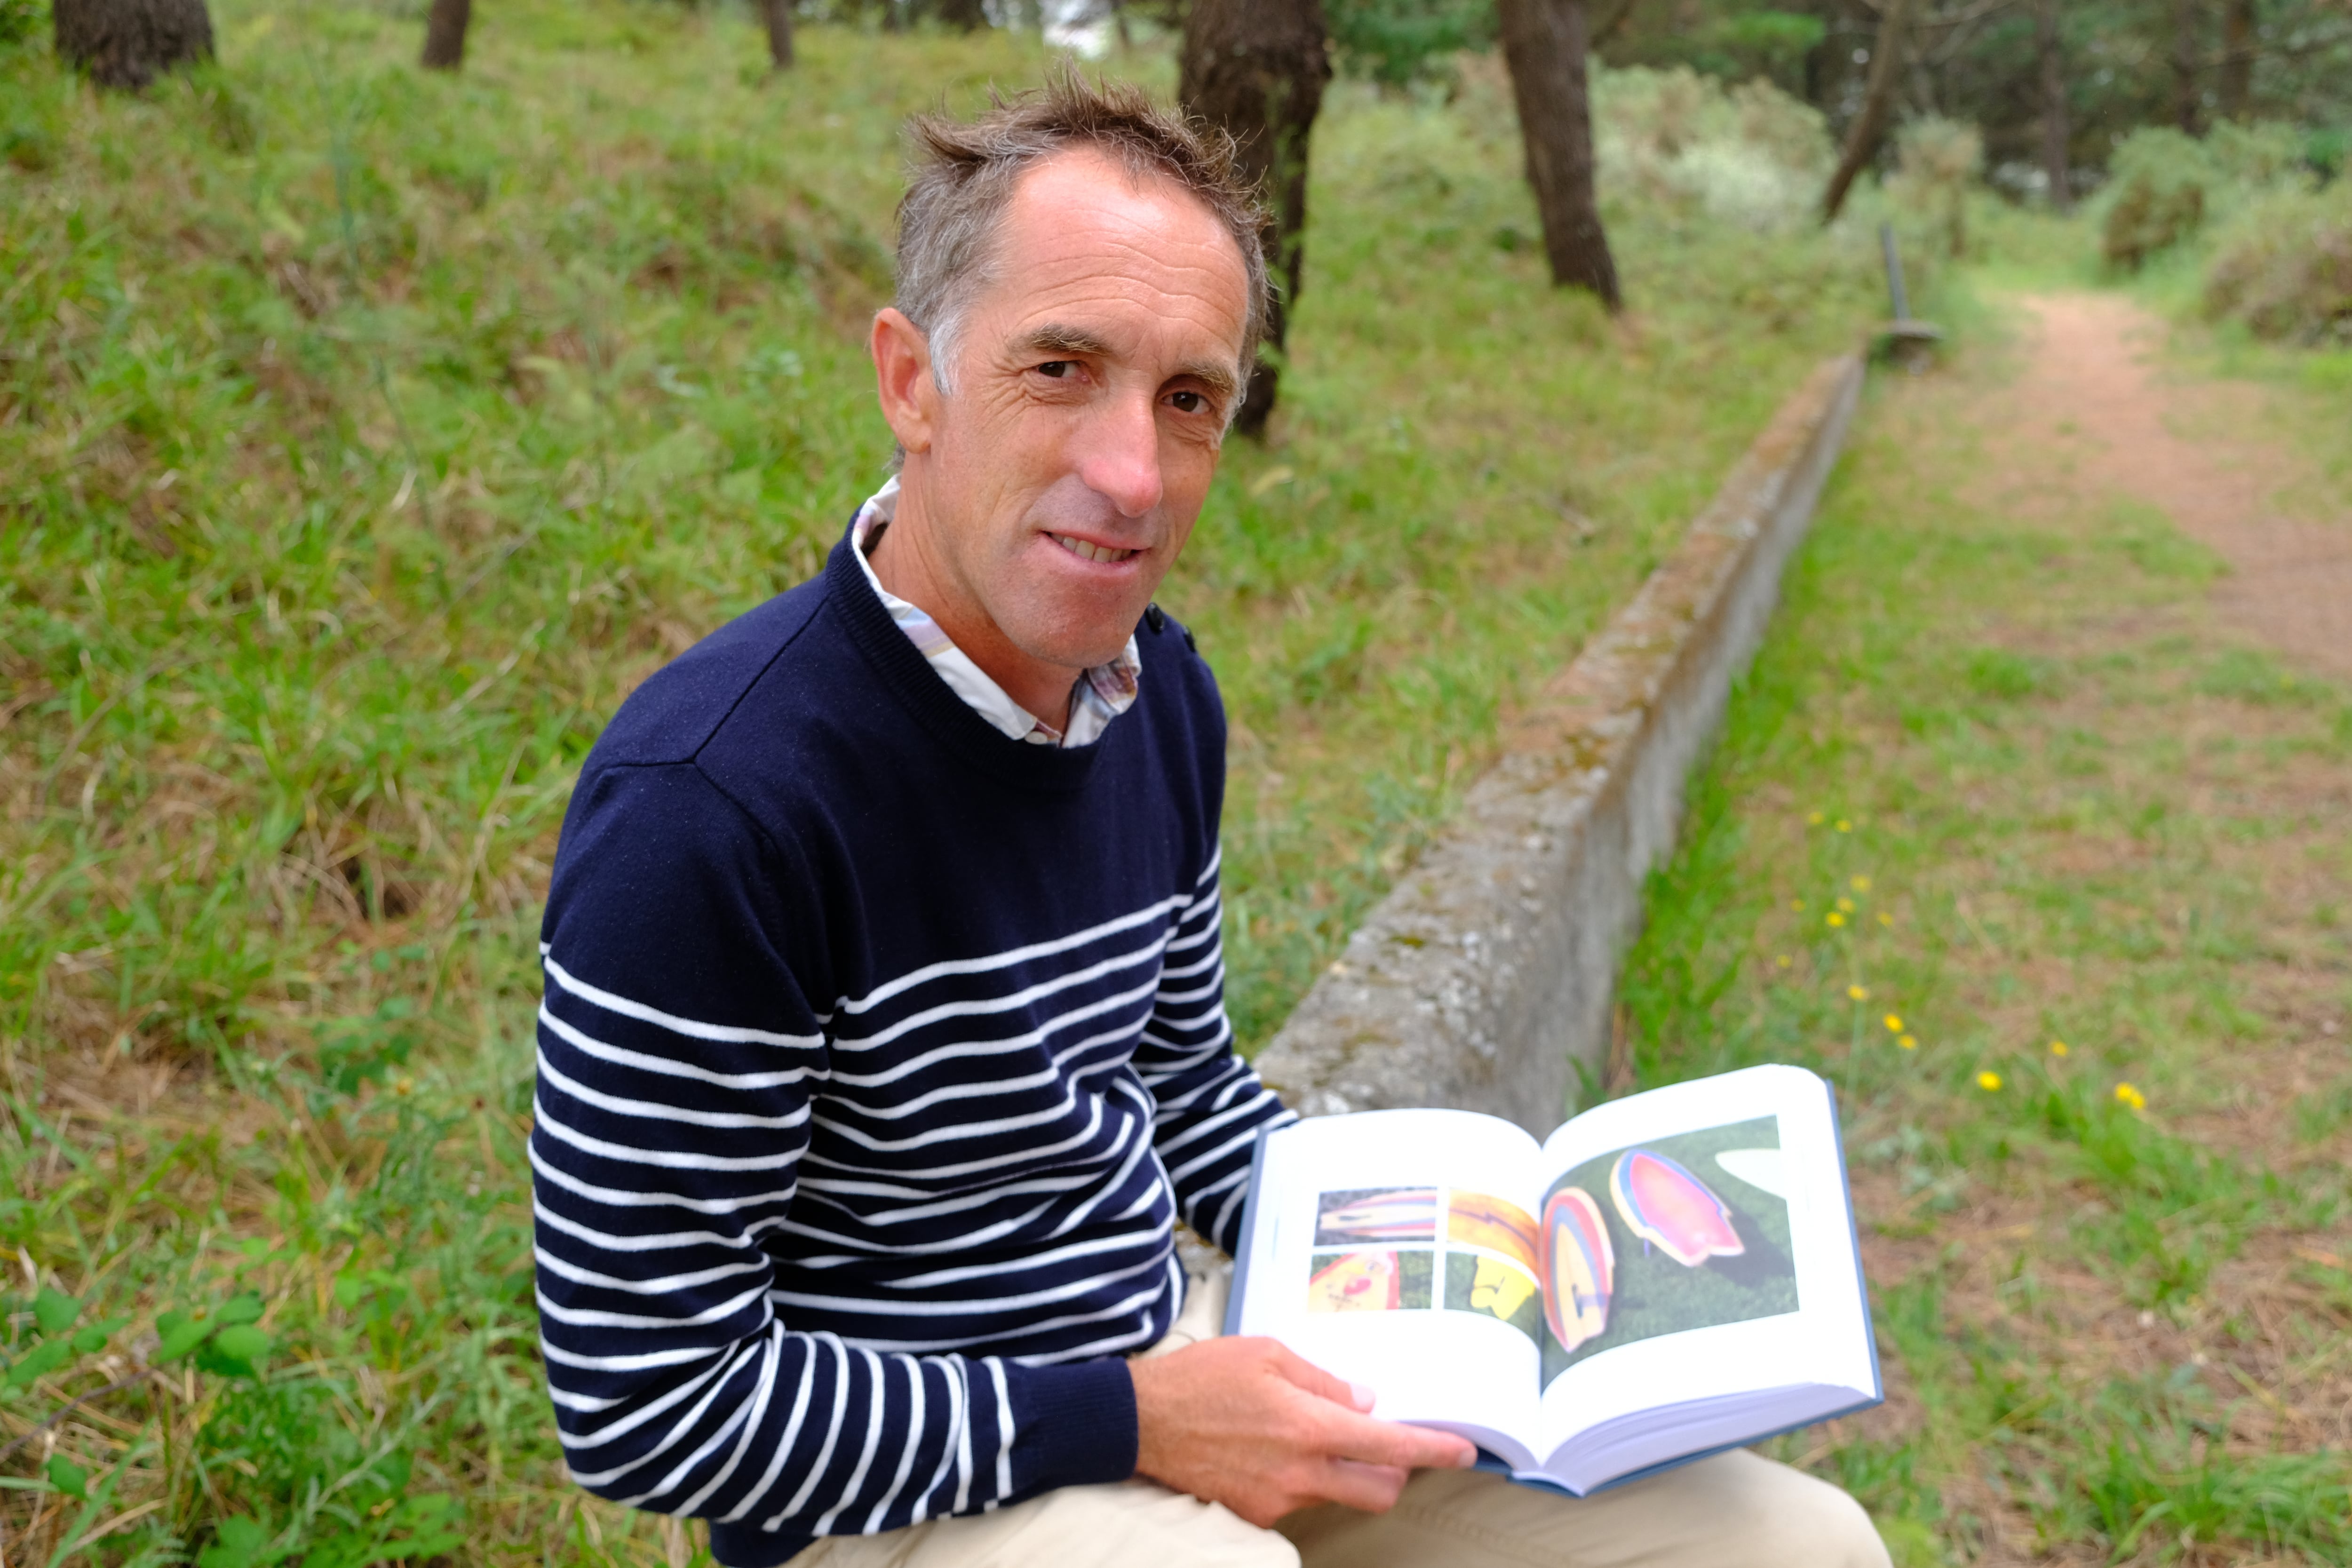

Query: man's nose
[[1075, 386, 1164, 519]]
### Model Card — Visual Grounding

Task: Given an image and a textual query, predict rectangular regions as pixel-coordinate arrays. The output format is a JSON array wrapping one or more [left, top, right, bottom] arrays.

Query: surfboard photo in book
[[1224, 1064, 1881, 1496]]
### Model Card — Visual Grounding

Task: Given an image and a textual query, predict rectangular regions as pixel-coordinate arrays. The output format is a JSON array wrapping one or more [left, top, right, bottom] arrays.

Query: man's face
[[882, 150, 1251, 672]]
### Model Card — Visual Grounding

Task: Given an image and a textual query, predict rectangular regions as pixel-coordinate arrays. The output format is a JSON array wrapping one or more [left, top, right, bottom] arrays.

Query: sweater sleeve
[[532, 763, 1136, 1549], [1132, 844, 1297, 1256]]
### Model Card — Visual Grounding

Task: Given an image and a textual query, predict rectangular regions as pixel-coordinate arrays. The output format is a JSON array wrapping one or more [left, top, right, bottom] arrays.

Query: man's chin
[[996, 581, 1160, 670], [1021, 632, 1141, 671], [1005, 608, 1150, 672]]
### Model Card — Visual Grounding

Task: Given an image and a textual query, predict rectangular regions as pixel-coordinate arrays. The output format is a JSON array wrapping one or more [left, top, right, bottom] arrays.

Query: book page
[[1230, 1109, 1548, 1464], [1527, 1066, 1875, 1462]]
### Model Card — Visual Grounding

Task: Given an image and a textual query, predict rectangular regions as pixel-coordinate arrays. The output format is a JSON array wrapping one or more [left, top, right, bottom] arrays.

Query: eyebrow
[[1174, 357, 1242, 402], [1010, 323, 1242, 405], [1011, 324, 1118, 361]]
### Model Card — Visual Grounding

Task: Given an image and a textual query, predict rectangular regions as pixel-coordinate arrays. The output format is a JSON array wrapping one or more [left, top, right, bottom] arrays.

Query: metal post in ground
[[1876, 223, 1942, 372]]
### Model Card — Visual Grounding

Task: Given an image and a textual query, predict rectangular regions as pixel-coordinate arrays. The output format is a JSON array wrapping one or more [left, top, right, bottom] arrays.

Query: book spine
[[1222, 1124, 1279, 1337], [1825, 1075, 1884, 1406]]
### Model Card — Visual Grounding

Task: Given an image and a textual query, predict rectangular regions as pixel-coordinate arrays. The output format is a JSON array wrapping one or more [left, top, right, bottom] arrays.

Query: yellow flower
[[1883, 1014, 1904, 1032], [1977, 1071, 2002, 1092], [1847, 984, 1869, 1002], [2049, 1040, 2069, 1057], [1808, 811, 1825, 826], [1775, 954, 1792, 968], [1836, 819, 1852, 833], [1836, 897, 1856, 913], [2114, 1082, 2146, 1110], [1899, 1035, 1918, 1051], [1851, 875, 1872, 893], [1826, 912, 1846, 927], [1878, 911, 1894, 927]]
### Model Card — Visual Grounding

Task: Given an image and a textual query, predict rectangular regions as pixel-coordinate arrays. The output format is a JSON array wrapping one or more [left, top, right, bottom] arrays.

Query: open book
[[1224, 1064, 1879, 1496]]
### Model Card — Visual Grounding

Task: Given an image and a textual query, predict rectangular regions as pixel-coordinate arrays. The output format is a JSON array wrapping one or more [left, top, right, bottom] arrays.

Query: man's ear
[[870, 308, 939, 456]]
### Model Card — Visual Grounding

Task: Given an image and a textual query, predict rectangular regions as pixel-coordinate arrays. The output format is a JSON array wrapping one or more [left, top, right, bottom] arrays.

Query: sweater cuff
[[1002, 1356, 1140, 1498]]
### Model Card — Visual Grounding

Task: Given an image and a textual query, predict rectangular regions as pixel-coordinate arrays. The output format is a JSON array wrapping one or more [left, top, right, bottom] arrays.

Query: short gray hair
[[894, 69, 1270, 398]]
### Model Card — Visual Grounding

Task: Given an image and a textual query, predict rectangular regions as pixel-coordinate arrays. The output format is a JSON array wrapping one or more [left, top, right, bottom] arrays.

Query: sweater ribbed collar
[[825, 526, 1110, 794]]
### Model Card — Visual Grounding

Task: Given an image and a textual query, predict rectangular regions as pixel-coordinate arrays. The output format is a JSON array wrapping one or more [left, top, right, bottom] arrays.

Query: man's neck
[[864, 479, 1081, 732]]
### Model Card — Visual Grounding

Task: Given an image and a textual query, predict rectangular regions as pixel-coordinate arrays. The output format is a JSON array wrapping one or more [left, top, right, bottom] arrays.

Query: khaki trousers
[[792, 1270, 1891, 1568]]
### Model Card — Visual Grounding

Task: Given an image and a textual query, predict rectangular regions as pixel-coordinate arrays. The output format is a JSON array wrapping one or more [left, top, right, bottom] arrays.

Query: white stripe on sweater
[[546, 956, 824, 1048], [834, 894, 1188, 1018]]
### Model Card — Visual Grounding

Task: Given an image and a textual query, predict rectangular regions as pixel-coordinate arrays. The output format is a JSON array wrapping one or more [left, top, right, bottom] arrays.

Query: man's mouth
[[1048, 533, 1140, 565]]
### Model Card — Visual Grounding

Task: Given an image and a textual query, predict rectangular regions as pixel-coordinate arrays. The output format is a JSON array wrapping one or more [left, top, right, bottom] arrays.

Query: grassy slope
[[1616, 278, 2352, 1565], [0, 4, 1879, 1562]]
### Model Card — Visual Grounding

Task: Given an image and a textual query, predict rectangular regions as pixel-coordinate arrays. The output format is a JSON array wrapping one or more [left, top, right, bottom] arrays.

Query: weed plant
[[0, 0, 1879, 1560], [1616, 283, 2352, 1563]]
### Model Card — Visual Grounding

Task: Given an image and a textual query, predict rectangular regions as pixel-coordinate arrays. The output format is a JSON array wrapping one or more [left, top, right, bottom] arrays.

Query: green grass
[[1615, 279, 2352, 1563], [0, 2, 1882, 1560]]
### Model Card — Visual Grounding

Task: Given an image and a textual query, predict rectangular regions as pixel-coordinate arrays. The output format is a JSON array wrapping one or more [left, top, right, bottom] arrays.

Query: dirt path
[[1662, 294, 2352, 1563], [2009, 294, 2352, 683]]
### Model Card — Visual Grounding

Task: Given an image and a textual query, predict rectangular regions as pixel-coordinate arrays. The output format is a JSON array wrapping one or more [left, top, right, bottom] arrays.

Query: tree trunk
[[760, 0, 795, 69], [2171, 0, 2201, 132], [2034, 0, 2071, 214], [1178, 0, 1331, 438], [935, 0, 986, 30], [2219, 0, 2254, 119], [1819, 0, 1912, 223], [420, 0, 470, 71], [1496, 0, 1620, 308], [54, 0, 213, 90]]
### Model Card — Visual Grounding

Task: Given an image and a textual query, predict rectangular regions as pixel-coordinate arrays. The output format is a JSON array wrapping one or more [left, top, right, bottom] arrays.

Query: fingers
[[1311, 1458, 1415, 1515], [1265, 1341, 1371, 1411], [1259, 1339, 1479, 1472], [1325, 1411, 1479, 1472]]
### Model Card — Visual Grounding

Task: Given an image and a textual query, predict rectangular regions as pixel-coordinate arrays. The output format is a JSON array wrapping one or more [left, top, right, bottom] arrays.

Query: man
[[532, 73, 1891, 1568]]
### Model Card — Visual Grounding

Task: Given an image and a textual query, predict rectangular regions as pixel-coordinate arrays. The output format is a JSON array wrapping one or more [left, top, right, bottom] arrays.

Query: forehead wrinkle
[[1026, 222, 1242, 289], [988, 270, 1243, 358], [997, 165, 1248, 302], [977, 233, 1240, 324]]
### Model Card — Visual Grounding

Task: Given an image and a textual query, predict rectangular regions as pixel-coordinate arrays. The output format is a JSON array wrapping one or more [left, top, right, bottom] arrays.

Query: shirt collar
[[849, 477, 1141, 749]]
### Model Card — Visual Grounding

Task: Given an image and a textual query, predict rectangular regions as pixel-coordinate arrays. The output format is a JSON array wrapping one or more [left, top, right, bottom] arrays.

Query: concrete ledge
[[1252, 353, 1865, 1135]]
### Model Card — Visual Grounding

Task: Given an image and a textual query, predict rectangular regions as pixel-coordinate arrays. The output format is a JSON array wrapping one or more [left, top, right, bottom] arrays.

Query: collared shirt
[[849, 477, 1141, 748]]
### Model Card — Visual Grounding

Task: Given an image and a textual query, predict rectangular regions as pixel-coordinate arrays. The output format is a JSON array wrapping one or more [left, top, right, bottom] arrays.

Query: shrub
[[0, 0, 43, 46], [2307, 126, 2348, 183], [2098, 120, 2312, 272], [2203, 184, 2352, 345], [1594, 65, 1832, 233], [2100, 127, 2211, 271], [1892, 115, 1983, 259], [2204, 118, 2312, 188]]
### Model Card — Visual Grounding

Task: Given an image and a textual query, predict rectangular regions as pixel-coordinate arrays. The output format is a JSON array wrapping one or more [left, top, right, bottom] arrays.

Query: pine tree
[[53, 0, 214, 90], [1497, 0, 1621, 307], [1179, 0, 1333, 437]]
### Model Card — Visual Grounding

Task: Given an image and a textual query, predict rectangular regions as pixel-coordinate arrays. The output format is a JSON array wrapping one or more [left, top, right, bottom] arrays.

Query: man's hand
[[1128, 1336, 1478, 1527]]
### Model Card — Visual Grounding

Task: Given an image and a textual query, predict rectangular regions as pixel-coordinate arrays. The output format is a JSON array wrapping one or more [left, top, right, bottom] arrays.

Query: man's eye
[[1036, 361, 1073, 379], [1170, 391, 1204, 414]]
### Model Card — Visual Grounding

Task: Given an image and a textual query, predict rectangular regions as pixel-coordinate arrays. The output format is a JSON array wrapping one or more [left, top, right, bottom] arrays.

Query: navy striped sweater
[[532, 529, 1295, 1566]]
